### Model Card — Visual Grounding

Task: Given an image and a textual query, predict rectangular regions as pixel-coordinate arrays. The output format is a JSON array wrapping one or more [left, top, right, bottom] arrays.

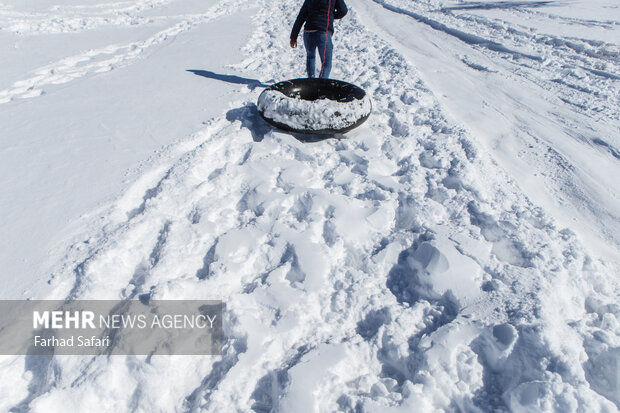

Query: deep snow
[[0, 0, 618, 412]]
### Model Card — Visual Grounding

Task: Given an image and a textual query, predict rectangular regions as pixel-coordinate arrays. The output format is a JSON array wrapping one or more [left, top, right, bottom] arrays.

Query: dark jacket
[[290, 0, 348, 39]]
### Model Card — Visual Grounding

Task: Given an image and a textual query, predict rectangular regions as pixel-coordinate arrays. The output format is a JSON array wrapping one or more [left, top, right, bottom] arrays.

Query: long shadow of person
[[187, 70, 270, 90]]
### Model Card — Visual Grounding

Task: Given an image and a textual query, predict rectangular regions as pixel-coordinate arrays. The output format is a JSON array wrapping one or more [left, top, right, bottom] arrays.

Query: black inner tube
[[258, 78, 371, 135], [268, 78, 366, 102]]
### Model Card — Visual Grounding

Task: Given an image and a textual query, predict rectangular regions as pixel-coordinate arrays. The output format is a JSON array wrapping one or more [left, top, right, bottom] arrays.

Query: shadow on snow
[[226, 103, 340, 144], [187, 69, 270, 89]]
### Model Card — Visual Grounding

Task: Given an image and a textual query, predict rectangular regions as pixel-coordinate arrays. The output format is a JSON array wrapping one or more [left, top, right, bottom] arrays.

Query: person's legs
[[303, 32, 317, 78], [318, 32, 333, 79]]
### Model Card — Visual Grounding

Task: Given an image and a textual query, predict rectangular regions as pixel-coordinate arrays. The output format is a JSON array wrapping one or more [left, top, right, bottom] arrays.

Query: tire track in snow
[[4, 0, 618, 411], [0, 0, 177, 35], [370, 0, 620, 123], [371, 0, 545, 61], [0, 0, 250, 105]]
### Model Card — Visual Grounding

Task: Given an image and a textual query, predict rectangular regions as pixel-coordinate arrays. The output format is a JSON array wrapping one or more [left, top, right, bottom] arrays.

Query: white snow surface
[[257, 89, 371, 131], [0, 0, 619, 412]]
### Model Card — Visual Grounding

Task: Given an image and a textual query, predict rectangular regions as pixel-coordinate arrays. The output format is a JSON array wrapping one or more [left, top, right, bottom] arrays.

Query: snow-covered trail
[[1, 0, 618, 411]]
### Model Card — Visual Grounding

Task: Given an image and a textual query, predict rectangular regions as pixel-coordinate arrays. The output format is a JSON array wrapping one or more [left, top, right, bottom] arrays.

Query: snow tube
[[257, 78, 371, 134]]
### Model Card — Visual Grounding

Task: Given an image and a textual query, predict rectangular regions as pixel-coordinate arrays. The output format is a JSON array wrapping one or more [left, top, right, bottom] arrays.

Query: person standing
[[290, 0, 348, 79]]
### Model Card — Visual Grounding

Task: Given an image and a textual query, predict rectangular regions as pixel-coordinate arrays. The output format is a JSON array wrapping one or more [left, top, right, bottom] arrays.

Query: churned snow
[[0, 0, 618, 412]]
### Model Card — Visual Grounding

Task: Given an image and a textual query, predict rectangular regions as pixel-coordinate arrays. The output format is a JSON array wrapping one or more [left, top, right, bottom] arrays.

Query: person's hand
[[290, 38, 297, 48]]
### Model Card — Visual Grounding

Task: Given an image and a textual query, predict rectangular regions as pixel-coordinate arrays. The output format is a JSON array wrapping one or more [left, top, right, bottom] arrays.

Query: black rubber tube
[[258, 78, 371, 134]]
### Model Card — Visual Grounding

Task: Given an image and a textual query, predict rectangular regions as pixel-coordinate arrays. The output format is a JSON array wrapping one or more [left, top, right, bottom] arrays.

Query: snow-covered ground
[[0, 0, 618, 411]]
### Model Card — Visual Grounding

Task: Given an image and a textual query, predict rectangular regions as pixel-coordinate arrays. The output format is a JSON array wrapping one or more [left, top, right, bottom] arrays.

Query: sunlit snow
[[0, 0, 618, 411]]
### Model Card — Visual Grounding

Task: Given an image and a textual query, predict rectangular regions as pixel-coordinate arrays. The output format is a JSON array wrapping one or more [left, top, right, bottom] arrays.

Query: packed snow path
[[1, 0, 619, 411]]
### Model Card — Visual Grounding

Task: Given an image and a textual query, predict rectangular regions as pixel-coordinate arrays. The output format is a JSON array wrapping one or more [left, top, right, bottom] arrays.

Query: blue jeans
[[303, 31, 333, 79]]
